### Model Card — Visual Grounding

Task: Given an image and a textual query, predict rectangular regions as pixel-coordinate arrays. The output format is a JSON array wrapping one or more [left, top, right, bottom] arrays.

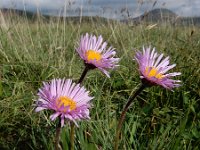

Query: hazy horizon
[[0, 0, 200, 19]]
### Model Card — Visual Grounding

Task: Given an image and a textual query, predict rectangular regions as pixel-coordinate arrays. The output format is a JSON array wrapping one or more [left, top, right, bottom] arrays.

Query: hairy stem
[[70, 123, 75, 150], [114, 84, 146, 150], [55, 118, 61, 150], [78, 65, 90, 84]]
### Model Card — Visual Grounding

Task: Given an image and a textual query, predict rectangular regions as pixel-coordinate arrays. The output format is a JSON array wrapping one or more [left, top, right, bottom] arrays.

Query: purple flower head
[[76, 33, 119, 77], [35, 78, 93, 127], [134, 47, 181, 90]]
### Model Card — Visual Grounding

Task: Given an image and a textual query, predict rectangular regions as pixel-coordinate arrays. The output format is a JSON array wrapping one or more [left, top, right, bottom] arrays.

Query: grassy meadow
[[0, 14, 200, 149]]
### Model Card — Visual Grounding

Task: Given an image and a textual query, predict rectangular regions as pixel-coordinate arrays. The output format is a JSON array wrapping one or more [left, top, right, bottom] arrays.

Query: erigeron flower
[[35, 78, 93, 127], [134, 47, 181, 89], [76, 33, 119, 77]]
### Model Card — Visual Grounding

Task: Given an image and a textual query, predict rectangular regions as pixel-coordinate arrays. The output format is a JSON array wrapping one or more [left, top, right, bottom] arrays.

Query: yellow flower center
[[145, 67, 163, 79], [56, 96, 76, 111], [86, 50, 102, 61]]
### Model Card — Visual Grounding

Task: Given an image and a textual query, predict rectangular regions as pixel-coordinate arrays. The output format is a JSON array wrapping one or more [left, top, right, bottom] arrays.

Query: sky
[[0, 0, 200, 19]]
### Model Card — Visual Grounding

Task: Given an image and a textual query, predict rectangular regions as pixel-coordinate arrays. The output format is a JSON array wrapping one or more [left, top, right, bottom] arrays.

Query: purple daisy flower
[[76, 33, 119, 77], [35, 78, 93, 127], [134, 47, 181, 89]]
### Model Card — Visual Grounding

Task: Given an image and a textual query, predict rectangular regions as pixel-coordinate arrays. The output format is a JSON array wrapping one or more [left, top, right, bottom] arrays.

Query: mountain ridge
[[1, 8, 200, 26]]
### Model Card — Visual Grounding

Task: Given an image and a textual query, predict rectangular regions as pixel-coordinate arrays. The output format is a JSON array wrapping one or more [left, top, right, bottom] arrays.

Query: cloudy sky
[[0, 0, 199, 19]]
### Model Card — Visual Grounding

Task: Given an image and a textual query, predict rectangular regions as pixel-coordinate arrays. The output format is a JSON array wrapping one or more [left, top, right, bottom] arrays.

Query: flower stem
[[114, 84, 146, 150], [55, 118, 61, 150], [69, 65, 90, 149], [78, 65, 90, 84], [70, 123, 75, 150]]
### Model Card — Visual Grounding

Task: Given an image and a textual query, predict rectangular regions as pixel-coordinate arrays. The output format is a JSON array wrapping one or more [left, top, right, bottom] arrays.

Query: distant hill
[[123, 8, 200, 26], [0, 8, 117, 24], [138, 8, 177, 22], [0, 8, 38, 20], [122, 8, 177, 24], [176, 17, 200, 26], [1, 8, 200, 26]]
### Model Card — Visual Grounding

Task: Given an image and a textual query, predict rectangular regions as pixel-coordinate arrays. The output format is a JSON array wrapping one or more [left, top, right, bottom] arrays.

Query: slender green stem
[[70, 123, 75, 150], [55, 118, 61, 150], [0, 65, 2, 97], [69, 65, 90, 149], [114, 84, 146, 150]]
